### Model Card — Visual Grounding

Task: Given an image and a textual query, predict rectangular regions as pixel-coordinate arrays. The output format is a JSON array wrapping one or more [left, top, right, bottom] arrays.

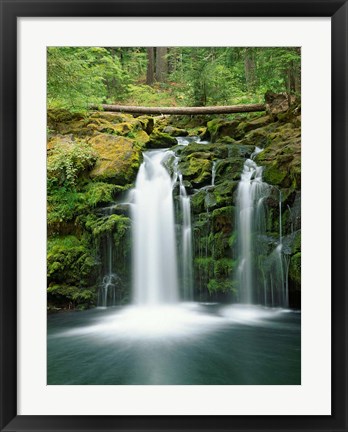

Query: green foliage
[[47, 140, 97, 188], [47, 46, 300, 111], [126, 84, 177, 106], [47, 284, 96, 309], [47, 47, 130, 110], [84, 213, 130, 238], [83, 182, 119, 207], [289, 252, 301, 284], [47, 235, 97, 286]]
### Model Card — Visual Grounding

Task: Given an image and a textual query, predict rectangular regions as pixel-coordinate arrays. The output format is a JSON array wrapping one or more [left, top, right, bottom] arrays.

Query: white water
[[98, 208, 119, 307], [236, 153, 270, 304], [178, 173, 194, 300], [211, 160, 217, 186], [236, 147, 290, 307], [132, 150, 179, 305]]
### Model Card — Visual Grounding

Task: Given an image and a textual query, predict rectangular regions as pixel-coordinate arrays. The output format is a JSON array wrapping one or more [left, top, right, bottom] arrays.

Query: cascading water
[[131, 150, 179, 305], [178, 173, 194, 300], [98, 208, 120, 307], [236, 147, 289, 307], [211, 160, 217, 186], [236, 152, 270, 304]]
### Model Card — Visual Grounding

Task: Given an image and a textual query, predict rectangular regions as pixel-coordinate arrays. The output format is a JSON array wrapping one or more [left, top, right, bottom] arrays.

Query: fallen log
[[90, 103, 266, 115]]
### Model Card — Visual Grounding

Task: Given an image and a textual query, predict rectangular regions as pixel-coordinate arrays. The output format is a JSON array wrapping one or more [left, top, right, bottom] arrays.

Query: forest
[[47, 47, 301, 311], [47, 46, 301, 385], [47, 47, 300, 110]]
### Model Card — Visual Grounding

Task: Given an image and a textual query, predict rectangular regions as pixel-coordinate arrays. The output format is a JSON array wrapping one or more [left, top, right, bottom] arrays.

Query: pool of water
[[47, 303, 300, 385]]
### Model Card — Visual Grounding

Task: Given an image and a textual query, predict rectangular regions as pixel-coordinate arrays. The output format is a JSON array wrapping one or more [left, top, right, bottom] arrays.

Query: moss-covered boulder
[[207, 118, 240, 142], [89, 134, 142, 184], [146, 129, 178, 149], [179, 156, 212, 187], [163, 126, 189, 136], [255, 123, 301, 190], [137, 116, 155, 134], [215, 157, 244, 182]]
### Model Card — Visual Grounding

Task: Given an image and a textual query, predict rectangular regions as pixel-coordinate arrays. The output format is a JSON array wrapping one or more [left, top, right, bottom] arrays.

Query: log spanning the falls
[[90, 103, 266, 115]]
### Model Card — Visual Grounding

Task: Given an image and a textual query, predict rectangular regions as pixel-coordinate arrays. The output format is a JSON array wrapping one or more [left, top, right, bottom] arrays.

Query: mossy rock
[[292, 231, 301, 254], [207, 118, 240, 142], [89, 134, 142, 184], [190, 190, 207, 214], [146, 129, 177, 149], [90, 111, 134, 124], [48, 108, 86, 126], [86, 118, 142, 136], [213, 180, 238, 206], [179, 157, 212, 187], [216, 136, 237, 144], [235, 115, 272, 137], [242, 127, 272, 147], [289, 252, 301, 285], [137, 116, 155, 134], [163, 126, 189, 137], [47, 134, 75, 151], [211, 206, 234, 233], [132, 129, 150, 146], [176, 143, 230, 159], [215, 157, 244, 182]]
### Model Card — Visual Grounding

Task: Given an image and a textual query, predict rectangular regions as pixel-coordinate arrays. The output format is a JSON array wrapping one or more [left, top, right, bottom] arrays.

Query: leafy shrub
[[47, 140, 97, 188]]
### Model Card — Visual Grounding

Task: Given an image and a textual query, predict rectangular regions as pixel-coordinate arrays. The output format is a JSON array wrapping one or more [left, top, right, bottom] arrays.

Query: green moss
[[179, 157, 212, 186], [163, 126, 188, 136], [89, 134, 142, 184], [213, 181, 238, 206], [47, 235, 97, 288], [211, 206, 234, 233], [289, 252, 301, 284], [263, 164, 288, 187], [191, 190, 206, 214], [207, 279, 234, 294], [84, 213, 130, 237], [207, 118, 239, 142], [292, 231, 301, 253], [215, 157, 244, 182], [47, 284, 96, 310], [146, 129, 177, 148]]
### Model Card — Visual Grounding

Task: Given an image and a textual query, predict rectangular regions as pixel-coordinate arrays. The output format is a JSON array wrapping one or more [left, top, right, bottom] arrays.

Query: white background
[[18, 17, 331, 415]]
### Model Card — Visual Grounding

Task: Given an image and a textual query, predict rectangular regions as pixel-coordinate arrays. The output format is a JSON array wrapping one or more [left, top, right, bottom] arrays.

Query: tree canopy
[[47, 47, 300, 111]]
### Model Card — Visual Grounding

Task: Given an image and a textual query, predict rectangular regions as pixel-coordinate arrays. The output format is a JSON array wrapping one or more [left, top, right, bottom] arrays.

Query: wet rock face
[[47, 105, 301, 309]]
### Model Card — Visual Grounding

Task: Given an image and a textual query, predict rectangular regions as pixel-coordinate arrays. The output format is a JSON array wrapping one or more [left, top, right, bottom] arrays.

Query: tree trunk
[[90, 103, 266, 115], [155, 47, 168, 82], [244, 48, 256, 91], [146, 48, 155, 85]]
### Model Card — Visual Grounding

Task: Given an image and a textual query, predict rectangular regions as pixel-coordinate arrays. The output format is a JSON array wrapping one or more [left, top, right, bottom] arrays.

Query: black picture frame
[[1, 1, 347, 431]]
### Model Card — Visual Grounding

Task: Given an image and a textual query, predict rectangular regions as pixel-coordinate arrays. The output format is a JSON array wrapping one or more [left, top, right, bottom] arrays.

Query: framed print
[[0, 0, 347, 431]]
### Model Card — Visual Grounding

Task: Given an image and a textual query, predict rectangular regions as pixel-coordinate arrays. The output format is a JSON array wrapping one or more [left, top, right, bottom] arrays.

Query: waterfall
[[236, 155, 270, 304], [131, 150, 179, 305], [178, 173, 194, 300], [98, 208, 120, 307], [211, 160, 217, 186], [236, 147, 290, 307]]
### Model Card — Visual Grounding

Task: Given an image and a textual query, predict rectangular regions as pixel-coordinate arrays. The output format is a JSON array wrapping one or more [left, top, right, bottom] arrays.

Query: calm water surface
[[47, 303, 300, 385]]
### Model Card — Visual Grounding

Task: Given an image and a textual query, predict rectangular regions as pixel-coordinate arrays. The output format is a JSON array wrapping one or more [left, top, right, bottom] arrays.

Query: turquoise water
[[47, 304, 300, 385]]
